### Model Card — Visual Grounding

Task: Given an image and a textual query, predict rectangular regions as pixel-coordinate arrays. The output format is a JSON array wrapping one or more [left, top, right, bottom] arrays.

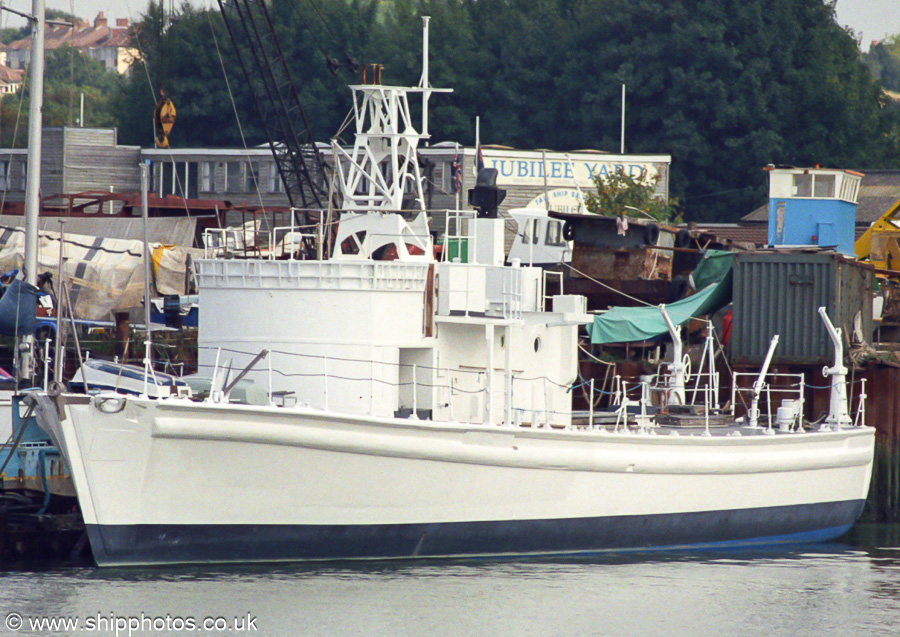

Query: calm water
[[1, 526, 899, 637]]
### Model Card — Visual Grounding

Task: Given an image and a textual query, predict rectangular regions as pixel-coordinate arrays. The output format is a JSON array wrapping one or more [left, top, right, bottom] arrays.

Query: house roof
[[0, 65, 24, 84], [742, 169, 900, 225], [2, 12, 132, 53]]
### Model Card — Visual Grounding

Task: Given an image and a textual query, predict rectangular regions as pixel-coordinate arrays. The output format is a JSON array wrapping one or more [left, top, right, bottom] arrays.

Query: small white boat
[[30, 21, 874, 567], [68, 359, 186, 398]]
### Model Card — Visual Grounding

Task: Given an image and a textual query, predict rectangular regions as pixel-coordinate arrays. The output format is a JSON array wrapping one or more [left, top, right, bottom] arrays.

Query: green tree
[[44, 46, 123, 127], [547, 0, 898, 221], [0, 44, 123, 146], [863, 35, 900, 92], [114, 0, 379, 148], [0, 94, 29, 148], [585, 167, 679, 222], [107, 0, 900, 223], [0, 25, 29, 45]]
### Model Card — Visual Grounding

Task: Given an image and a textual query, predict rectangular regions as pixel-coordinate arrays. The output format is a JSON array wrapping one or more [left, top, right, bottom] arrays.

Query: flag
[[476, 144, 485, 174], [451, 152, 462, 193]]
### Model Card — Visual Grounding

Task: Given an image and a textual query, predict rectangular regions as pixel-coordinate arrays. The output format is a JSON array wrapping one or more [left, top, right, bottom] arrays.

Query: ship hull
[[33, 393, 875, 567], [84, 502, 864, 566]]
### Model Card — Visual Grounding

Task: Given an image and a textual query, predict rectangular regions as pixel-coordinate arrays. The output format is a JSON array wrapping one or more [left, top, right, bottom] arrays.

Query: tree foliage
[[0, 25, 29, 45], [863, 35, 900, 92], [584, 167, 679, 222], [0, 42, 123, 145], [6, 0, 900, 222]]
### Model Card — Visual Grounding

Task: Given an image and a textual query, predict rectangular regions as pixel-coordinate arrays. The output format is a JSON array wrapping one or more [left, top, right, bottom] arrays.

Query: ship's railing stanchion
[[703, 383, 711, 436], [543, 377, 549, 428], [323, 355, 329, 411], [448, 375, 455, 422], [411, 364, 419, 419], [798, 372, 806, 432], [589, 378, 595, 429], [855, 378, 867, 428]]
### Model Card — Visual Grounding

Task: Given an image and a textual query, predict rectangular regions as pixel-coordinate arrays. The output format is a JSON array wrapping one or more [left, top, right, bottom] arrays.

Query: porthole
[[534, 336, 541, 353]]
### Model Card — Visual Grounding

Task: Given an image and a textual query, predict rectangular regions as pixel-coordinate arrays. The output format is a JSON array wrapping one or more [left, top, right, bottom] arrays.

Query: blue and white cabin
[[766, 166, 862, 256]]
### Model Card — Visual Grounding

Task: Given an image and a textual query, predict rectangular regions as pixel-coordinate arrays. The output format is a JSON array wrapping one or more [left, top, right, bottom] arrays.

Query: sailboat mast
[[23, 0, 44, 288], [19, 0, 45, 381]]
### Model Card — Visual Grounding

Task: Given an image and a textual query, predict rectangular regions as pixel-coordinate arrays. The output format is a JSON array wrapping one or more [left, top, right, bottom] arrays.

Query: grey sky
[[4, 0, 900, 52], [834, 0, 900, 49], [3, 0, 154, 29]]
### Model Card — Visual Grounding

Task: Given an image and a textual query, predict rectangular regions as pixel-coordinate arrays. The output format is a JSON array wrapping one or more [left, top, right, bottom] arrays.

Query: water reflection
[[0, 526, 897, 637]]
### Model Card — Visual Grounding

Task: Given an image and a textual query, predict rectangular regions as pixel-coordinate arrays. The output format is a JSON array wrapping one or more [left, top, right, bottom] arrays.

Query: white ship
[[30, 20, 874, 566]]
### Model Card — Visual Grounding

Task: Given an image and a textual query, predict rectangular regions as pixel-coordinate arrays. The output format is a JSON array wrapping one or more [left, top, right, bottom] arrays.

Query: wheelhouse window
[[792, 174, 812, 197], [546, 220, 566, 246], [523, 218, 541, 245], [813, 175, 835, 198], [793, 173, 836, 199]]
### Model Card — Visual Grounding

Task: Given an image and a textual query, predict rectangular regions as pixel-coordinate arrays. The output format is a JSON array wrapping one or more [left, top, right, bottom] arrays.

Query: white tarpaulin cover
[[0, 225, 201, 320], [0, 215, 198, 246]]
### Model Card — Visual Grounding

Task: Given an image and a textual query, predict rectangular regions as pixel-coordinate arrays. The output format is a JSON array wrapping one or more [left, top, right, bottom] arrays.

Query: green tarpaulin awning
[[587, 250, 733, 345]]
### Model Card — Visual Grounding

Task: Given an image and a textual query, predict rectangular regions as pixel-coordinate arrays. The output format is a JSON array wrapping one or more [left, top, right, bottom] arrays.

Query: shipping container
[[731, 250, 874, 365]]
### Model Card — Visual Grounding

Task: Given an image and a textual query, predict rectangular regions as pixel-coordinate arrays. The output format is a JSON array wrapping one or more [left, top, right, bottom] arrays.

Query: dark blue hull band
[[87, 499, 865, 566]]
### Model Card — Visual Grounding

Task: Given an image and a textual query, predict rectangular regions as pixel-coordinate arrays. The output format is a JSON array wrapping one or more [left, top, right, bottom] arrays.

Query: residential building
[[3, 12, 138, 75], [0, 63, 24, 94]]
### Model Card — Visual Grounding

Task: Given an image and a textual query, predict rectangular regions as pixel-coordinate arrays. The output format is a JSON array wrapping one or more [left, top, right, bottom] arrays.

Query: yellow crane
[[855, 197, 900, 272]]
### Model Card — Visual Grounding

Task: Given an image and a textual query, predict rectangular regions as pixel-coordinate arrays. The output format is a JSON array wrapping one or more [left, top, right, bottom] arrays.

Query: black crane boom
[[216, 0, 328, 211]]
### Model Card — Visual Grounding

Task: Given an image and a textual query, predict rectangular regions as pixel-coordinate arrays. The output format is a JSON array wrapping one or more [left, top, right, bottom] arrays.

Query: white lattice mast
[[330, 18, 451, 261], [333, 17, 450, 214], [334, 84, 426, 212]]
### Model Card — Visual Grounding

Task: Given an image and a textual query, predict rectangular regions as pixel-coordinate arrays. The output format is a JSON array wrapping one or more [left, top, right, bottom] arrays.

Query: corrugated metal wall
[[63, 127, 140, 196], [41, 127, 64, 196], [732, 251, 874, 365], [3, 128, 141, 205]]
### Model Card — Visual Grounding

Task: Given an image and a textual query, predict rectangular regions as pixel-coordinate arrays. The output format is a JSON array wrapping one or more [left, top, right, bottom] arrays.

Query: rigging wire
[[501, 214, 655, 307], [300, 0, 343, 53], [297, 0, 358, 74], [67, 0, 75, 126], [0, 18, 31, 213], [122, 0, 158, 136], [123, 0, 198, 232], [205, 8, 269, 224]]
